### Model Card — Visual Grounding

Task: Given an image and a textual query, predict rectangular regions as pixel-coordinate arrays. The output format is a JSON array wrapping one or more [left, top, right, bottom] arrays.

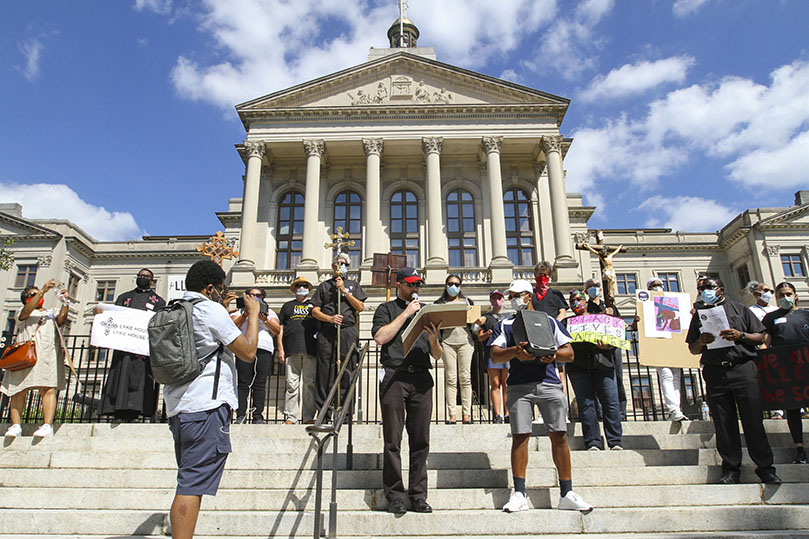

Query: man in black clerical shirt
[[372, 267, 442, 515], [311, 253, 367, 415], [686, 277, 780, 485]]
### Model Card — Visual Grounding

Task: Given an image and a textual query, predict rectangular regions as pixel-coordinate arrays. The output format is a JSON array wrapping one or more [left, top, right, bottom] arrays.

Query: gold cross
[[324, 226, 355, 255], [196, 231, 239, 265]]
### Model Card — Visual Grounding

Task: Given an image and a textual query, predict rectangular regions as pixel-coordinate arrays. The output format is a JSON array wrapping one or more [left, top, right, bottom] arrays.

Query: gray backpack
[[148, 298, 224, 398]]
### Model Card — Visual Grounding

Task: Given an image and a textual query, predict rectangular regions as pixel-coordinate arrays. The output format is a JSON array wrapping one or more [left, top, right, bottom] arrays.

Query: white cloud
[[0, 183, 145, 241], [579, 55, 695, 101], [162, 0, 559, 111], [134, 0, 172, 15], [672, 0, 709, 18], [725, 130, 809, 188], [638, 195, 737, 232], [16, 37, 44, 81]]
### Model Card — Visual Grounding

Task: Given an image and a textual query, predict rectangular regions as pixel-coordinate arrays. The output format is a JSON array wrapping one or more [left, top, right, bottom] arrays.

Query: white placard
[[696, 307, 734, 349], [91, 305, 155, 356], [167, 274, 187, 301]]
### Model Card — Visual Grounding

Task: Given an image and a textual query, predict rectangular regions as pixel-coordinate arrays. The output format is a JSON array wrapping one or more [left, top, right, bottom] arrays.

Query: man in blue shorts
[[491, 279, 593, 514], [162, 260, 261, 539]]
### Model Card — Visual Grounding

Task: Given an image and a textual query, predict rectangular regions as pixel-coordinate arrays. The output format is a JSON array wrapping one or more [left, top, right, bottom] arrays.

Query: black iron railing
[[1, 333, 709, 424]]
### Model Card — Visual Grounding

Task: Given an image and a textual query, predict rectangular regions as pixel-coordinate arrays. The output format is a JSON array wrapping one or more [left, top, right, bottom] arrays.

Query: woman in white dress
[[2, 279, 69, 438]]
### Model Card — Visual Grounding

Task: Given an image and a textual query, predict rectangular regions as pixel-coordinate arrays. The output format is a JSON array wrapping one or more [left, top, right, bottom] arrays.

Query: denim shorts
[[168, 404, 232, 496]]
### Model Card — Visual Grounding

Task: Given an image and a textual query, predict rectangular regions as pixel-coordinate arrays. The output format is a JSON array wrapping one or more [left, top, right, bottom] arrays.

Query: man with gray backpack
[[149, 260, 260, 539]]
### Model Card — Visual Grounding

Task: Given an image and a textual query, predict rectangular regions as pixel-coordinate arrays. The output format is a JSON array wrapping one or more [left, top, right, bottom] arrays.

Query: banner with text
[[567, 314, 631, 350], [91, 305, 155, 356], [756, 343, 809, 410]]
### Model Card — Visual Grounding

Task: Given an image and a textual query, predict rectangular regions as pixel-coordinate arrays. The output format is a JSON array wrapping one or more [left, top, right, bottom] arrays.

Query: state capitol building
[[2, 18, 808, 342]]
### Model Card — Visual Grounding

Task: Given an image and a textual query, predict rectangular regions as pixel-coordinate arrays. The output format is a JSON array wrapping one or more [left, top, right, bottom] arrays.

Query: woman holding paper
[[647, 277, 688, 422], [435, 274, 475, 424], [2, 279, 69, 438]]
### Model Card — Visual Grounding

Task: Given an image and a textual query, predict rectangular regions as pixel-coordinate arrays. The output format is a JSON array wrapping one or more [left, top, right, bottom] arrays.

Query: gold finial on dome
[[388, 1, 419, 48]]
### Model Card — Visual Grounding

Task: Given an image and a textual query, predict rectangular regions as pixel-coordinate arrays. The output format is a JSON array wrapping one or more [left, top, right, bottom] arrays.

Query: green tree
[[0, 237, 15, 271]]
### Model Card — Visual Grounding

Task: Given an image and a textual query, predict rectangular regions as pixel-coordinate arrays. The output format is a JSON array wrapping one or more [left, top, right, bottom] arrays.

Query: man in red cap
[[372, 267, 442, 515]]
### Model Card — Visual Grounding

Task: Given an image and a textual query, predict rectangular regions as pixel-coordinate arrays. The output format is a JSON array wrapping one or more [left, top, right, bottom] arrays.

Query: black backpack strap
[[210, 342, 224, 400]]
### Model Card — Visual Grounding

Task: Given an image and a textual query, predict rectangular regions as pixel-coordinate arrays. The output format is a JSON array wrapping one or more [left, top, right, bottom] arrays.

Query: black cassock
[[99, 288, 166, 420]]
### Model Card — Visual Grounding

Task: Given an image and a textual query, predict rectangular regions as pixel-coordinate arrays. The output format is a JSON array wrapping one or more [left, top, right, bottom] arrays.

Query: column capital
[[362, 138, 384, 156], [422, 137, 443, 155], [244, 141, 266, 159], [540, 135, 563, 155], [303, 139, 325, 158], [482, 136, 503, 154], [534, 162, 547, 177]]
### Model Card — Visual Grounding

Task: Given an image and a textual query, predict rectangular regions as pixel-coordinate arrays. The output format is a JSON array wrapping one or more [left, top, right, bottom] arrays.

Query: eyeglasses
[[697, 285, 718, 292], [507, 292, 528, 300], [137, 274, 153, 279], [759, 288, 774, 294], [403, 281, 422, 288], [248, 293, 264, 298]]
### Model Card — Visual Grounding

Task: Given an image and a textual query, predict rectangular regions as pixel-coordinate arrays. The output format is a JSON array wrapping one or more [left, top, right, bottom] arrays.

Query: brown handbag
[[0, 319, 44, 372]]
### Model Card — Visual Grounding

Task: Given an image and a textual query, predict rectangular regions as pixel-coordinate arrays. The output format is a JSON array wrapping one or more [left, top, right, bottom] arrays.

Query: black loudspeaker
[[511, 310, 557, 357]]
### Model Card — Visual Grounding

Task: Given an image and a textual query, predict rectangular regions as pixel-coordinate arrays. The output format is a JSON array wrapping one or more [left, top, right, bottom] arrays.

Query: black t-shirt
[[278, 298, 317, 356], [762, 308, 809, 347], [371, 297, 436, 370], [532, 288, 568, 318], [310, 277, 367, 329], [685, 299, 765, 366]]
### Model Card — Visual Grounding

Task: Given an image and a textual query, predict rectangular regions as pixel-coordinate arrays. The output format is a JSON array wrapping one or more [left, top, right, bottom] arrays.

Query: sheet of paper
[[696, 307, 735, 349], [91, 306, 155, 356]]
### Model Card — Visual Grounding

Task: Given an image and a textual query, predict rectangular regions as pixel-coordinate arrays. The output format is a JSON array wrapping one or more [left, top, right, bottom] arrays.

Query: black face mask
[[136, 276, 151, 289]]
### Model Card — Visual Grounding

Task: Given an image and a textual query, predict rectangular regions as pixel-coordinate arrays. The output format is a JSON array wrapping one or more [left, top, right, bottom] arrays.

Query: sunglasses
[[697, 285, 718, 292], [403, 281, 422, 288], [26, 292, 38, 299], [507, 292, 528, 300], [759, 288, 774, 294]]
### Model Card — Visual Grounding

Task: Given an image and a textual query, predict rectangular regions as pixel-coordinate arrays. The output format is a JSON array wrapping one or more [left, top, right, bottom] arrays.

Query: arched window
[[504, 187, 535, 266], [390, 190, 419, 268], [276, 191, 304, 269], [333, 190, 362, 267], [446, 189, 477, 267]]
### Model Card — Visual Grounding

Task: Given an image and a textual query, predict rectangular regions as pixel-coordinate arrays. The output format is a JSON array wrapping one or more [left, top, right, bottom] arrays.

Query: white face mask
[[510, 295, 528, 311], [295, 287, 309, 298], [650, 285, 664, 292], [759, 291, 773, 304]]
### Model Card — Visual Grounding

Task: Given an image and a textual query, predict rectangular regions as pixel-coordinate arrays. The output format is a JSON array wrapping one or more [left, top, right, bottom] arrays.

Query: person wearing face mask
[[564, 290, 623, 450], [311, 253, 367, 417], [646, 277, 688, 422], [747, 281, 778, 322], [584, 278, 627, 419], [277, 277, 318, 424], [762, 282, 809, 464], [98, 268, 166, 421], [435, 274, 475, 424], [2, 279, 69, 439], [531, 261, 569, 321], [473, 290, 509, 423], [491, 280, 593, 513], [685, 277, 780, 485]]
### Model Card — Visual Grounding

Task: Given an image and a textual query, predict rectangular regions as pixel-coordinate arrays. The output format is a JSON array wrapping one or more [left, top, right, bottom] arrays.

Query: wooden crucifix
[[576, 230, 626, 307], [323, 226, 355, 409]]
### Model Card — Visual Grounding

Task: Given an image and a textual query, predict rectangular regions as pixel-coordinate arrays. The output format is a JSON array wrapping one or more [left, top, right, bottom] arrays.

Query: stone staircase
[[1, 419, 809, 538]]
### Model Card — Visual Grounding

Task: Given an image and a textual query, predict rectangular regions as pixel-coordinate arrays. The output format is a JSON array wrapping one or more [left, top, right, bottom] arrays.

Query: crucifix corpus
[[323, 227, 355, 409], [576, 230, 626, 307]]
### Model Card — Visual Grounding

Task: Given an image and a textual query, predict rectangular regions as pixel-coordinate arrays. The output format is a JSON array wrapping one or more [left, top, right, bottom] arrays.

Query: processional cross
[[196, 231, 239, 266], [575, 230, 626, 308], [323, 226, 355, 409]]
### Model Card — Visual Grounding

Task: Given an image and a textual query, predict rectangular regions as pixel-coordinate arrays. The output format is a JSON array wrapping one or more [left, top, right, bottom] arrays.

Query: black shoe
[[253, 416, 265, 425], [387, 498, 407, 515], [493, 415, 504, 424], [793, 449, 808, 464], [759, 472, 782, 484], [412, 499, 432, 513], [235, 415, 247, 424], [504, 416, 510, 424], [717, 472, 740, 484]]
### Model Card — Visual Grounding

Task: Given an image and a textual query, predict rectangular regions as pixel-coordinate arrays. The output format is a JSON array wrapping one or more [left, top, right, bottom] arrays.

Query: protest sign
[[756, 343, 809, 410], [91, 305, 155, 356], [636, 290, 698, 368], [166, 274, 186, 301], [567, 314, 631, 350]]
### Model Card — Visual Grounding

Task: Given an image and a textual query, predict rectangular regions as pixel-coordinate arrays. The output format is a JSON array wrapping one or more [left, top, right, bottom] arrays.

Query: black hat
[[396, 267, 424, 284]]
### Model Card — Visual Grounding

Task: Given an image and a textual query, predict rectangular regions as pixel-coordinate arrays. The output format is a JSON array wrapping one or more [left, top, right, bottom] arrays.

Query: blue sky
[[1, 0, 807, 241]]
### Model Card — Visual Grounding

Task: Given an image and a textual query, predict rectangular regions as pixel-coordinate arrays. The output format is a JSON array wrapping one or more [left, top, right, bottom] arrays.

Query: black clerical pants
[[315, 326, 358, 415], [380, 367, 433, 503], [702, 361, 775, 477]]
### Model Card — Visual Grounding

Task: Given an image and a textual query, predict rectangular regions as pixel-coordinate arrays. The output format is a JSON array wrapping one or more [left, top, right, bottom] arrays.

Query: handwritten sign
[[91, 305, 155, 356], [567, 314, 631, 350], [756, 343, 809, 410]]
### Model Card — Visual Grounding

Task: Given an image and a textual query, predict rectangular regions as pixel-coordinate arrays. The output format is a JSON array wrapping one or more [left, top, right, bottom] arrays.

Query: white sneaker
[[502, 491, 530, 513], [610, 445, 623, 451], [558, 491, 593, 512], [667, 410, 687, 422], [32, 424, 53, 438], [4, 424, 22, 438], [587, 446, 601, 451]]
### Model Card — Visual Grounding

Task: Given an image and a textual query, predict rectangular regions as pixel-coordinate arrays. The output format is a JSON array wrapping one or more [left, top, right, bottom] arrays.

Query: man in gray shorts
[[490, 279, 593, 513]]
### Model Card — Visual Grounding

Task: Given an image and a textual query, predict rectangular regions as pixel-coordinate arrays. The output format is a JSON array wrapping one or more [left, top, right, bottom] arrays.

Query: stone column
[[541, 135, 575, 266], [422, 137, 447, 273], [362, 138, 383, 266], [237, 141, 265, 267], [299, 139, 325, 268], [482, 136, 512, 266]]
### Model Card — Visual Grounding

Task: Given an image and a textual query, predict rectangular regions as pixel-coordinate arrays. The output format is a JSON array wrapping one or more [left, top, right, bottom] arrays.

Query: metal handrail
[[305, 341, 368, 539]]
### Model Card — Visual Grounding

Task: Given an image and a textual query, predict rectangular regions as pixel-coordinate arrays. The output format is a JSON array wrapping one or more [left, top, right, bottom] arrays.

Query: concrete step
[[1, 506, 808, 536], [3, 483, 808, 512], [8, 533, 809, 539]]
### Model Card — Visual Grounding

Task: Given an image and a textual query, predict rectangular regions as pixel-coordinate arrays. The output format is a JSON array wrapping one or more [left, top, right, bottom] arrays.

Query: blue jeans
[[569, 369, 623, 449]]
